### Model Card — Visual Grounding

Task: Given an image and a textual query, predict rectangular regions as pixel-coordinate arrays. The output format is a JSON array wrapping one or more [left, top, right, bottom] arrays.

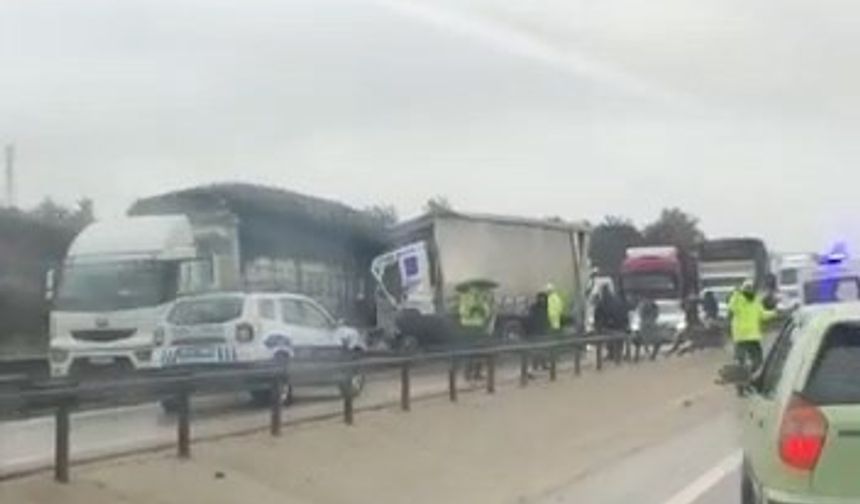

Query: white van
[[157, 292, 367, 407]]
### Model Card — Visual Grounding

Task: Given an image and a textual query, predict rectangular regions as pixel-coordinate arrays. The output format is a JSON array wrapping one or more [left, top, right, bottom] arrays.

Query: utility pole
[[4, 143, 15, 208]]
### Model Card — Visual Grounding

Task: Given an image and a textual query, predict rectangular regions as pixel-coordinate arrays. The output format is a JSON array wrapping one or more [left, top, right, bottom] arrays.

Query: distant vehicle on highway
[[158, 291, 367, 409], [774, 253, 817, 311], [697, 238, 770, 316], [723, 303, 860, 504], [620, 246, 697, 341]]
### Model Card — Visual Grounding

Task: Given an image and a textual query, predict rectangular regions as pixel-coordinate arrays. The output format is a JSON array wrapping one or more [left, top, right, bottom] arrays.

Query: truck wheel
[[160, 397, 181, 415], [499, 320, 526, 342], [398, 334, 420, 353]]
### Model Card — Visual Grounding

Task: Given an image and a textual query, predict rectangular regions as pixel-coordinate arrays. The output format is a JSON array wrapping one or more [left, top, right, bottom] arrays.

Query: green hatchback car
[[734, 302, 860, 504]]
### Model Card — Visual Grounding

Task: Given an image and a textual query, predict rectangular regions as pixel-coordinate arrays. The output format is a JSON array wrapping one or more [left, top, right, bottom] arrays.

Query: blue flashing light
[[819, 243, 849, 265]]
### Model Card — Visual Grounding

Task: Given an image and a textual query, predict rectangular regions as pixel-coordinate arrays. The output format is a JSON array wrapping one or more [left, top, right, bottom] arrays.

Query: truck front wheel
[[499, 320, 526, 342]]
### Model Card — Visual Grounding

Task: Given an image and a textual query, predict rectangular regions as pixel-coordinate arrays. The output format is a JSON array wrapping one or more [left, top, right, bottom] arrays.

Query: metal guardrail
[[0, 332, 654, 483]]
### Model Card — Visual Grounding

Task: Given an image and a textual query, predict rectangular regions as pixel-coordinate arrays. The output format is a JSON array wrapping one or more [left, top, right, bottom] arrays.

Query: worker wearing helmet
[[728, 279, 776, 374], [545, 283, 564, 334], [458, 285, 492, 380]]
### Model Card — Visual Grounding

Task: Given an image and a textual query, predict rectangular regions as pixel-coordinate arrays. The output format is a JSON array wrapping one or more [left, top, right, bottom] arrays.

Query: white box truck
[[371, 212, 590, 349]]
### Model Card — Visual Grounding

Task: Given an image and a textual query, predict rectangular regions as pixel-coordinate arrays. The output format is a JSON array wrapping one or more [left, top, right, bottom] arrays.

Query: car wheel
[[741, 463, 757, 504], [250, 383, 294, 407], [340, 349, 366, 397]]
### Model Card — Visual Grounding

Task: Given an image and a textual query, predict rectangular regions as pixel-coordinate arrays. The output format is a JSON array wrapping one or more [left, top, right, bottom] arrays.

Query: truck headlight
[[676, 320, 688, 332], [49, 348, 69, 363]]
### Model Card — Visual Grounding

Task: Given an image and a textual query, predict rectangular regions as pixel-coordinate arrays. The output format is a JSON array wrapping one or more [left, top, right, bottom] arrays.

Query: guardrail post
[[634, 339, 641, 363], [177, 389, 191, 459], [343, 379, 355, 425], [615, 338, 623, 366], [519, 351, 529, 387], [400, 363, 411, 412], [270, 375, 284, 436], [486, 353, 496, 394], [574, 344, 582, 376], [624, 337, 632, 362], [596, 341, 603, 371], [54, 401, 71, 483], [448, 359, 458, 403], [549, 348, 557, 382]]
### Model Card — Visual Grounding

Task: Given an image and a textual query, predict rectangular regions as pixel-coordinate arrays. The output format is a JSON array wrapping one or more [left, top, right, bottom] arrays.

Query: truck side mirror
[[45, 268, 56, 301]]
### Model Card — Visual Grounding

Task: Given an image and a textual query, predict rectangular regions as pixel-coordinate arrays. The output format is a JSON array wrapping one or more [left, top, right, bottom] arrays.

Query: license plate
[[88, 356, 115, 366], [176, 347, 217, 361]]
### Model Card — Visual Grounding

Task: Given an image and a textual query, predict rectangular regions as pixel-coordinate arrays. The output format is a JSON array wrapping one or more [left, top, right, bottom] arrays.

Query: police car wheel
[[342, 349, 366, 397], [250, 384, 293, 407]]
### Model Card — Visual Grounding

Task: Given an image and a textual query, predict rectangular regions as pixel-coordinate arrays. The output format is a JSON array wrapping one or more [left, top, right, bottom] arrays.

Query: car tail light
[[236, 323, 254, 343], [779, 394, 828, 471]]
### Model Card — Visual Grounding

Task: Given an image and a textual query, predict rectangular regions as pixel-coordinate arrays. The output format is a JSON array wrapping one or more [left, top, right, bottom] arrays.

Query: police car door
[[296, 299, 338, 347]]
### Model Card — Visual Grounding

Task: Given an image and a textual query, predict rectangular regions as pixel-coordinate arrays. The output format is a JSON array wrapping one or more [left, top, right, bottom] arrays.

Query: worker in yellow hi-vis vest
[[545, 283, 564, 334], [457, 280, 496, 381]]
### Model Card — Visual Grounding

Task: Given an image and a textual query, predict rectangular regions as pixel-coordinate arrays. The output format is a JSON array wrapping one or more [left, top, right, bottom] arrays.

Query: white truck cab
[[49, 216, 212, 378], [775, 253, 817, 311]]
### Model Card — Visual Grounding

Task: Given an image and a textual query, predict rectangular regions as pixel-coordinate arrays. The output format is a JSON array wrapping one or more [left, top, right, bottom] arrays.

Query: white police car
[[797, 253, 860, 308], [156, 292, 367, 407]]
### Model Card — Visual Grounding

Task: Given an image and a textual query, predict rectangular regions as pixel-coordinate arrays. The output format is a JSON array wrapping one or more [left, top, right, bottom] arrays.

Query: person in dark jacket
[[595, 286, 628, 361], [638, 297, 661, 360], [527, 292, 550, 372], [702, 291, 719, 321]]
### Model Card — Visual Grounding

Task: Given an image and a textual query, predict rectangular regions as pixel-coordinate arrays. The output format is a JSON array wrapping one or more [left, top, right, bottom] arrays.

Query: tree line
[[589, 208, 705, 276]]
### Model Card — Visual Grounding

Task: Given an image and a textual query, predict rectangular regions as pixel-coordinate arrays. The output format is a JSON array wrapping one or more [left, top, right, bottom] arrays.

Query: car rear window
[[804, 323, 860, 405], [168, 297, 244, 326]]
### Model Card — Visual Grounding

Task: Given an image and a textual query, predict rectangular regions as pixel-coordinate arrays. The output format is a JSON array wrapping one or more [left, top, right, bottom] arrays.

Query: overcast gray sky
[[2, 0, 859, 252]]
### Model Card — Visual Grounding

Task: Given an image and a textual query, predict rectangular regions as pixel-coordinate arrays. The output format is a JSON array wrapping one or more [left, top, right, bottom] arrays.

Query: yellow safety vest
[[728, 291, 775, 343], [547, 291, 564, 331]]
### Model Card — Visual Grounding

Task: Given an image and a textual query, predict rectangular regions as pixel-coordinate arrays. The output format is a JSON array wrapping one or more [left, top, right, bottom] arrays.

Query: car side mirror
[[717, 363, 754, 388]]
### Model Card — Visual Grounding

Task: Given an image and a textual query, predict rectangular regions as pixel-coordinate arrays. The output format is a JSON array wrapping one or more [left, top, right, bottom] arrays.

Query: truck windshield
[[779, 268, 799, 285], [622, 273, 678, 300], [54, 261, 178, 312], [168, 297, 244, 325]]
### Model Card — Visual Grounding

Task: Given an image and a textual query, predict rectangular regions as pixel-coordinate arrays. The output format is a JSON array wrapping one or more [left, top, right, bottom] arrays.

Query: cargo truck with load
[[370, 212, 591, 349], [697, 238, 770, 316], [619, 246, 698, 340], [48, 183, 385, 378]]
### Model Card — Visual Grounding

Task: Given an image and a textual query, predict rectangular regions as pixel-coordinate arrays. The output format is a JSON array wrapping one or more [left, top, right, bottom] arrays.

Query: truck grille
[[71, 329, 137, 342]]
